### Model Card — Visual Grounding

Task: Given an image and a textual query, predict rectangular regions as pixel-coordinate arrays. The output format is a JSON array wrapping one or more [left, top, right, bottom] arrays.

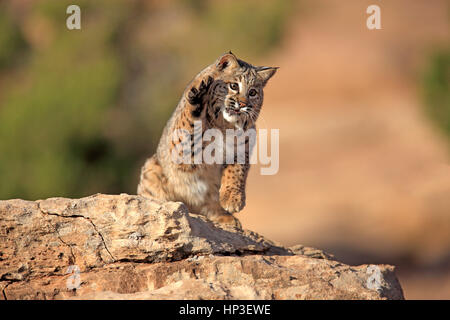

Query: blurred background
[[0, 0, 448, 299]]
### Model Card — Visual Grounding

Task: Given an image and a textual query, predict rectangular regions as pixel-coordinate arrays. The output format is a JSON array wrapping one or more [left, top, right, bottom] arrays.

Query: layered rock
[[0, 194, 404, 300]]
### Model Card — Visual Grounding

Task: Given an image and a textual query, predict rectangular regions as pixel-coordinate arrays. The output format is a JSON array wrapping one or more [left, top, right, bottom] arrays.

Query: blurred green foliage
[[0, 9, 27, 69], [0, 0, 293, 200], [422, 49, 450, 142]]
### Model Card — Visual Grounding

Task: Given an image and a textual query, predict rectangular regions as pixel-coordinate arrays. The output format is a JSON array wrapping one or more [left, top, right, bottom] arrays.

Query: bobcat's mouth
[[223, 98, 251, 125], [223, 108, 240, 123], [222, 98, 240, 122], [225, 107, 240, 115]]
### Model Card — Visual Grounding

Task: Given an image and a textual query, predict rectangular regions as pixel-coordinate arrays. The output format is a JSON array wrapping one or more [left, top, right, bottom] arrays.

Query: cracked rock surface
[[0, 194, 404, 300]]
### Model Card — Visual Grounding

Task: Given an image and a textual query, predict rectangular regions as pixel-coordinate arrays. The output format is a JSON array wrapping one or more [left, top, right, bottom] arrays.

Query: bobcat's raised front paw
[[220, 188, 246, 214], [187, 76, 213, 106]]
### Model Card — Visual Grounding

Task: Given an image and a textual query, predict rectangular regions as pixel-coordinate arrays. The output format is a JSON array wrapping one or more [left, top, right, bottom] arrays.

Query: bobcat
[[137, 52, 277, 227]]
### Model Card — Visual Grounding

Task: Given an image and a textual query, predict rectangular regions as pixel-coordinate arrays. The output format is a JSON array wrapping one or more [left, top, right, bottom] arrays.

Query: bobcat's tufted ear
[[216, 52, 239, 71], [257, 66, 278, 86]]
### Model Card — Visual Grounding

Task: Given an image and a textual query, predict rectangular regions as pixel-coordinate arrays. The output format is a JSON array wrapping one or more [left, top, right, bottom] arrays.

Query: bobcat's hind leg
[[214, 213, 242, 230], [200, 201, 242, 230], [137, 156, 169, 201]]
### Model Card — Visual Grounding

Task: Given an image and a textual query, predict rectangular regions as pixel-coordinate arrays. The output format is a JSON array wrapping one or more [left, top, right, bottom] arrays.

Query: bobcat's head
[[207, 52, 277, 129]]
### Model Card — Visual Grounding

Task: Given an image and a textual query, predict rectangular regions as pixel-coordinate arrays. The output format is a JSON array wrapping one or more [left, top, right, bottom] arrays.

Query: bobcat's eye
[[229, 82, 239, 91], [249, 88, 257, 97]]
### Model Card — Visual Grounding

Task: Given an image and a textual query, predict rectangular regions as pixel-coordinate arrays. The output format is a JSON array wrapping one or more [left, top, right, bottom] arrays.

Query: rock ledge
[[0, 194, 404, 299]]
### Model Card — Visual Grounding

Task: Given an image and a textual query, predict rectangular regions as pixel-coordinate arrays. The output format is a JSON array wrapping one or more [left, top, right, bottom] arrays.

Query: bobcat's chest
[[187, 174, 208, 201], [170, 164, 221, 207]]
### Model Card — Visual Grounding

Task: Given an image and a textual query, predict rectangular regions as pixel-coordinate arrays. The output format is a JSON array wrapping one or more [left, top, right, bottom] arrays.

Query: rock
[[0, 194, 404, 300]]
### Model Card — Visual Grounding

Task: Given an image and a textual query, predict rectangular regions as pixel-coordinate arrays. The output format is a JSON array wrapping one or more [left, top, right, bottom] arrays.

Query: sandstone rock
[[0, 194, 404, 300]]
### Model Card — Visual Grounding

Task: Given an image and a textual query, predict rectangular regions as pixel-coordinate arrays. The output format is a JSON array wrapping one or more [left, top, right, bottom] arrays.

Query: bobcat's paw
[[187, 76, 213, 106], [220, 188, 246, 214]]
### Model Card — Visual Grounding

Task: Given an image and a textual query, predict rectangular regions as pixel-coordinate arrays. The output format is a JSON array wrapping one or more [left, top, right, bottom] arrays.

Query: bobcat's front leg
[[170, 75, 214, 172], [186, 75, 214, 117], [219, 163, 249, 214]]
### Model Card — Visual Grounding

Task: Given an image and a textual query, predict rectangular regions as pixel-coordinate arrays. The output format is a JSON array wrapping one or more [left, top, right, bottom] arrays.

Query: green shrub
[[422, 49, 450, 142], [0, 7, 27, 69]]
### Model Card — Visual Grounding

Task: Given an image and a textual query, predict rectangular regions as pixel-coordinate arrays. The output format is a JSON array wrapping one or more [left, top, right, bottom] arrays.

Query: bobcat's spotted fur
[[137, 52, 277, 227]]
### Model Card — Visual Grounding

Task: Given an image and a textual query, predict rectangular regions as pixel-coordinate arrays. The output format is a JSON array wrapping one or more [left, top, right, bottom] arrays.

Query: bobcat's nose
[[239, 98, 247, 108]]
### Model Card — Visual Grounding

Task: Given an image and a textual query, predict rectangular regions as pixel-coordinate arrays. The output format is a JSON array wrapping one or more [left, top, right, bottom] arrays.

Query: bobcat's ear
[[216, 52, 239, 71], [257, 66, 278, 86]]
